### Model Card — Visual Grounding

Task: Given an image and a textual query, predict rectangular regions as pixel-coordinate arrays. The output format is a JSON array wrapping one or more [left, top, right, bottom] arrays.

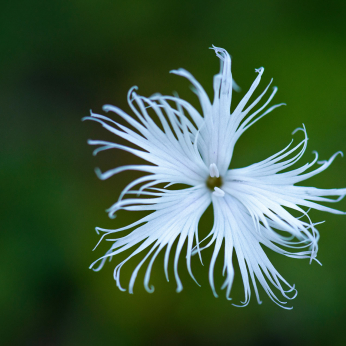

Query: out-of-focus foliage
[[1, 0, 346, 345]]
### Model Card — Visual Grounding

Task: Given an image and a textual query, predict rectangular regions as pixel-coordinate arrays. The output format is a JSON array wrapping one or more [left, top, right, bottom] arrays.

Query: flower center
[[206, 175, 223, 190], [206, 163, 223, 190]]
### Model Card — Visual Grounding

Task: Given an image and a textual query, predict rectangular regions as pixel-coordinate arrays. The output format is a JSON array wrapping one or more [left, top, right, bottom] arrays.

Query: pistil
[[207, 164, 225, 197]]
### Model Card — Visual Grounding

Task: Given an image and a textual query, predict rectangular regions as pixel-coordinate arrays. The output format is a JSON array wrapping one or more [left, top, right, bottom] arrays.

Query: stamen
[[209, 163, 220, 178], [206, 165, 223, 191], [213, 187, 225, 198]]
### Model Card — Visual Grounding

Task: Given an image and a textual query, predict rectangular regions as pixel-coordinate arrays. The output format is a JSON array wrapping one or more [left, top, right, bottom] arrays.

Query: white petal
[[90, 187, 211, 293], [170, 68, 212, 118], [225, 127, 346, 222], [83, 87, 210, 190], [197, 49, 283, 175], [209, 194, 297, 309]]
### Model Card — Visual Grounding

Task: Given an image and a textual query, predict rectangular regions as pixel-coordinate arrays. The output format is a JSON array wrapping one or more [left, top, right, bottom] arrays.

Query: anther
[[213, 187, 225, 198], [209, 163, 220, 178], [206, 163, 223, 191]]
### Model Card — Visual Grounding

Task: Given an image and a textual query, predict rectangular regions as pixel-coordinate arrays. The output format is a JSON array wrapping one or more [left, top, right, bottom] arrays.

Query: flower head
[[84, 46, 346, 309]]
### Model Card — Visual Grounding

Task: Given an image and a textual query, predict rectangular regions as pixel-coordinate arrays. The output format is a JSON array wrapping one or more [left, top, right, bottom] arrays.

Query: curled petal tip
[[145, 285, 155, 293], [102, 104, 111, 112], [255, 67, 264, 73], [94, 167, 104, 179]]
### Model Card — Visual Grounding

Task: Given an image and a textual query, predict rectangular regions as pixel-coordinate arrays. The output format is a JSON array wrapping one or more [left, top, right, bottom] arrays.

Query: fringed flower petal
[[210, 195, 298, 309], [90, 187, 210, 293]]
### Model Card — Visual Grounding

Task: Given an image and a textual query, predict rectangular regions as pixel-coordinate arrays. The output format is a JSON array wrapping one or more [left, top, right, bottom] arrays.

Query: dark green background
[[1, 0, 346, 345]]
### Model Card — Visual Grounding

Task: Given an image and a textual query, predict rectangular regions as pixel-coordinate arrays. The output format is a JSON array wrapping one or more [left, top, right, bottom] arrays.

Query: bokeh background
[[1, 0, 346, 345]]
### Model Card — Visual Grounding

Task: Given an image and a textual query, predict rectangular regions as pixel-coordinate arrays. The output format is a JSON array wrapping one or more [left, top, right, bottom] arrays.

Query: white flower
[[84, 46, 346, 309]]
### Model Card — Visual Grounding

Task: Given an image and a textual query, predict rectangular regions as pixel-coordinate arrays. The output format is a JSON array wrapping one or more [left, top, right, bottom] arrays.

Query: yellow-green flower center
[[206, 175, 223, 190]]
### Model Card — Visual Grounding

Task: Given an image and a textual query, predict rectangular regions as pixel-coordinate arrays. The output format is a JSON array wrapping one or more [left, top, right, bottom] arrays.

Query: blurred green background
[[1, 0, 346, 345]]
